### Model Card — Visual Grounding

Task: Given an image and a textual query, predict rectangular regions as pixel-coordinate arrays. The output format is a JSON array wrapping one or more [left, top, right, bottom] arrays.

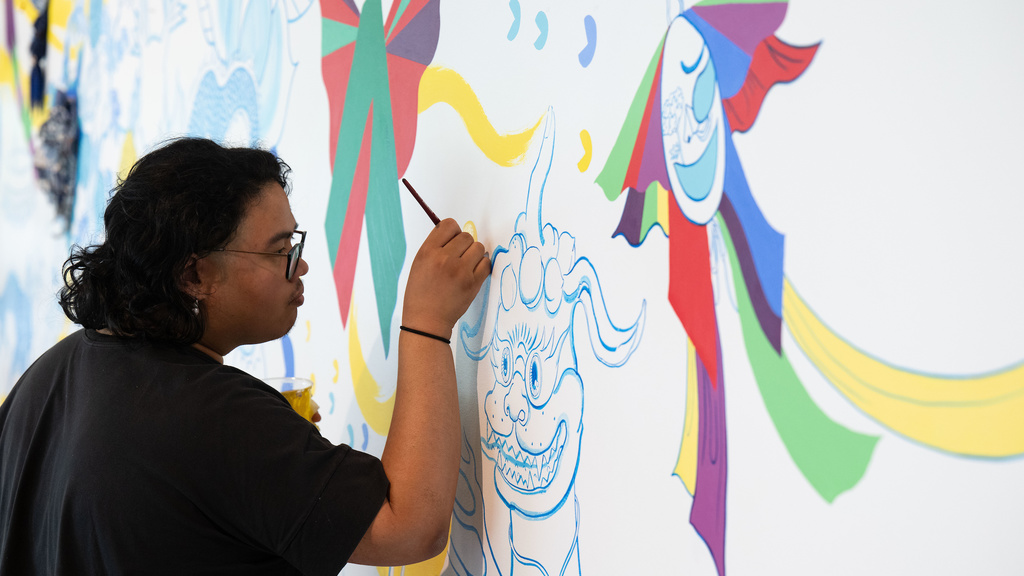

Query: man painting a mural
[[0, 137, 491, 574]]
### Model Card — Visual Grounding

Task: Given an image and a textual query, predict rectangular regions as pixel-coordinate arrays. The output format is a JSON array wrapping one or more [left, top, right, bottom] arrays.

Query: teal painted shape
[[324, 0, 406, 356], [322, 18, 359, 57]]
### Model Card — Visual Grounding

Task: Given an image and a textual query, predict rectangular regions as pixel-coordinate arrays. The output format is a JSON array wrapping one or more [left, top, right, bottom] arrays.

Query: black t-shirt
[[0, 329, 388, 575]]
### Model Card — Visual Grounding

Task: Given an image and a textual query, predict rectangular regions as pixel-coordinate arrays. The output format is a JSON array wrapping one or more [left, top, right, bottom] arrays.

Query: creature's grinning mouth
[[484, 421, 568, 493]]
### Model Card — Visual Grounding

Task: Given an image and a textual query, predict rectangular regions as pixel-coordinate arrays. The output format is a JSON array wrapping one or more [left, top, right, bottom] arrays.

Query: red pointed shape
[[384, 0, 432, 42], [668, 200, 719, 386], [323, 44, 356, 170], [387, 55, 428, 176], [323, 0, 360, 26], [333, 105, 375, 327], [724, 35, 820, 134]]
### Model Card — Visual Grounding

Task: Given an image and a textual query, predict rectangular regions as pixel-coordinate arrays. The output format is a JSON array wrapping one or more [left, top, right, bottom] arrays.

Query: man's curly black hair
[[59, 137, 291, 345]]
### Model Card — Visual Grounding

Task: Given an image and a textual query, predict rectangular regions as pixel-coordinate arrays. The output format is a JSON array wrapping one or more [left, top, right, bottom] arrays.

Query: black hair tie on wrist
[[399, 325, 451, 345]]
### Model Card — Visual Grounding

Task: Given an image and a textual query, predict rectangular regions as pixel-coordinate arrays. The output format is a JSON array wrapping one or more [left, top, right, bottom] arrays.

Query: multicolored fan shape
[[320, 0, 441, 355]]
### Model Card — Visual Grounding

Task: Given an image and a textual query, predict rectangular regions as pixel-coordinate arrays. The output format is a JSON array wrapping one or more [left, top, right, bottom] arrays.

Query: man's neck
[[191, 341, 224, 363]]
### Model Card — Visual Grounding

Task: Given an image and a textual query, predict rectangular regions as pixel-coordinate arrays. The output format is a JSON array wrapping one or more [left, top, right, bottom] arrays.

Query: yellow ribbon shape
[[784, 279, 1024, 457], [418, 66, 543, 167]]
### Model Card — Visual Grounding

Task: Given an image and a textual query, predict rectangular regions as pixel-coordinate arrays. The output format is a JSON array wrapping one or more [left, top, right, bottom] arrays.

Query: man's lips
[[290, 282, 304, 305]]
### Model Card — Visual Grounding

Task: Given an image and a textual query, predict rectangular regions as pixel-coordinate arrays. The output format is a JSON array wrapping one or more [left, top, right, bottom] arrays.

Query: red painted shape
[[624, 48, 664, 191], [668, 200, 719, 386], [387, 55, 427, 176], [385, 0, 431, 42], [322, 44, 356, 170], [724, 35, 820, 134], [322, 1, 360, 26], [333, 104, 375, 327]]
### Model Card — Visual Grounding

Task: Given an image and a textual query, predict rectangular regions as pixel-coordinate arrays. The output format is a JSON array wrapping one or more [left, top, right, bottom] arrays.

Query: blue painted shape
[[693, 57, 717, 122], [722, 125, 784, 317], [361, 422, 369, 450], [280, 333, 295, 377], [88, 0, 103, 46], [578, 15, 596, 67], [674, 128, 718, 202], [683, 11, 751, 99], [507, 0, 521, 40], [534, 11, 548, 50], [329, 391, 336, 415], [187, 68, 260, 140], [0, 275, 32, 391]]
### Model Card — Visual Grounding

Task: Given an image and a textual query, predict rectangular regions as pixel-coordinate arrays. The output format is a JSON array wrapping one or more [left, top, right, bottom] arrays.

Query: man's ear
[[180, 255, 209, 300]]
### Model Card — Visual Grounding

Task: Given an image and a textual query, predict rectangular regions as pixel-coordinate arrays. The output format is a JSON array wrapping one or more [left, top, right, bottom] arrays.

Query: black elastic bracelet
[[399, 325, 451, 345]]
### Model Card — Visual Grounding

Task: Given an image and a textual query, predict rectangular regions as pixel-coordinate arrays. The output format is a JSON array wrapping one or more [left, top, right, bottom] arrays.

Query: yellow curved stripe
[[418, 66, 543, 167], [118, 131, 137, 181], [577, 129, 592, 172], [349, 303, 396, 436], [783, 279, 1024, 457], [46, 0, 74, 52], [673, 338, 699, 495]]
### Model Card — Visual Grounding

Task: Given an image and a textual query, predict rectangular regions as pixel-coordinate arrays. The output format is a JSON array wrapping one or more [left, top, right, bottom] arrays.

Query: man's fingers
[[444, 230, 475, 256], [461, 240, 486, 264], [473, 251, 492, 279], [425, 218, 462, 246]]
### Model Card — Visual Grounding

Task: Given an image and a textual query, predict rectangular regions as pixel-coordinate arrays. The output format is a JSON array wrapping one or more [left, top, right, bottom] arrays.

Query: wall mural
[[2, 1, 1022, 574]]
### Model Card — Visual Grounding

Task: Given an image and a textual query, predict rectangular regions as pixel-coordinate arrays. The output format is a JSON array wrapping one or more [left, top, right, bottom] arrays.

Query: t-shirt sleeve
[[173, 367, 389, 575], [282, 445, 389, 576]]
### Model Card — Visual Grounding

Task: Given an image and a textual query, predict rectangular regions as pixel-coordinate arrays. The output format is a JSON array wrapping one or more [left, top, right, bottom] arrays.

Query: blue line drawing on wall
[[456, 111, 646, 576], [189, 0, 299, 148]]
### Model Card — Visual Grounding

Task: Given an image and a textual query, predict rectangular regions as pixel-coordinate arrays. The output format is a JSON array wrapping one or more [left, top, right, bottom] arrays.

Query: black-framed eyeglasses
[[213, 230, 306, 280]]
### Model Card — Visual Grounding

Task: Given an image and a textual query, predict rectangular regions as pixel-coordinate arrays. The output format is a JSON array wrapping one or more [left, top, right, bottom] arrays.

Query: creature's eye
[[527, 353, 542, 400], [501, 346, 512, 383]]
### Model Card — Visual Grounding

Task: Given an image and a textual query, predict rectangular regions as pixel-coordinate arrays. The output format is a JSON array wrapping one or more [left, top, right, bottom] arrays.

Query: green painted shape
[[322, 18, 359, 57], [594, 37, 665, 201], [717, 214, 878, 502], [324, 0, 406, 357], [385, 0, 413, 41], [365, 89, 405, 358], [641, 181, 662, 238]]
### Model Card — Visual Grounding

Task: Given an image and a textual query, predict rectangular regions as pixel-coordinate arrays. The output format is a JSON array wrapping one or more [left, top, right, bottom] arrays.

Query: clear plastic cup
[[263, 377, 318, 422]]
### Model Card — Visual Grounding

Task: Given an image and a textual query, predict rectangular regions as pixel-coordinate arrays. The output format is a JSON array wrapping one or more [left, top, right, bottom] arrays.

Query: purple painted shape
[[5, 0, 15, 51], [341, 0, 359, 15], [690, 336, 728, 576], [613, 186, 645, 246], [385, 0, 441, 66], [691, 3, 787, 56], [719, 194, 782, 353], [683, 11, 751, 99], [722, 122, 784, 317], [636, 75, 671, 196]]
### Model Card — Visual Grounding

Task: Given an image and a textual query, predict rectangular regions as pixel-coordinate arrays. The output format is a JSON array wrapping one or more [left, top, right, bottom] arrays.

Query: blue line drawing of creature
[[458, 111, 646, 576]]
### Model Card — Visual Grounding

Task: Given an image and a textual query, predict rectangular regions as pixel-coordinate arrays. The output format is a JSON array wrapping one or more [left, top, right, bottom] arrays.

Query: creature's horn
[[521, 108, 555, 248], [563, 257, 646, 367]]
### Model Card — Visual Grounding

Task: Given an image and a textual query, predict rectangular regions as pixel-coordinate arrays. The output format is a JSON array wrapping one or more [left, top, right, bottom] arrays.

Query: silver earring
[[192, 299, 200, 315]]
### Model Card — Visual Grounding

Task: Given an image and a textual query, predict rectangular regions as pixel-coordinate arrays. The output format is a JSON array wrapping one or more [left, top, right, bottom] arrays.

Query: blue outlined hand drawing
[[458, 111, 646, 575]]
